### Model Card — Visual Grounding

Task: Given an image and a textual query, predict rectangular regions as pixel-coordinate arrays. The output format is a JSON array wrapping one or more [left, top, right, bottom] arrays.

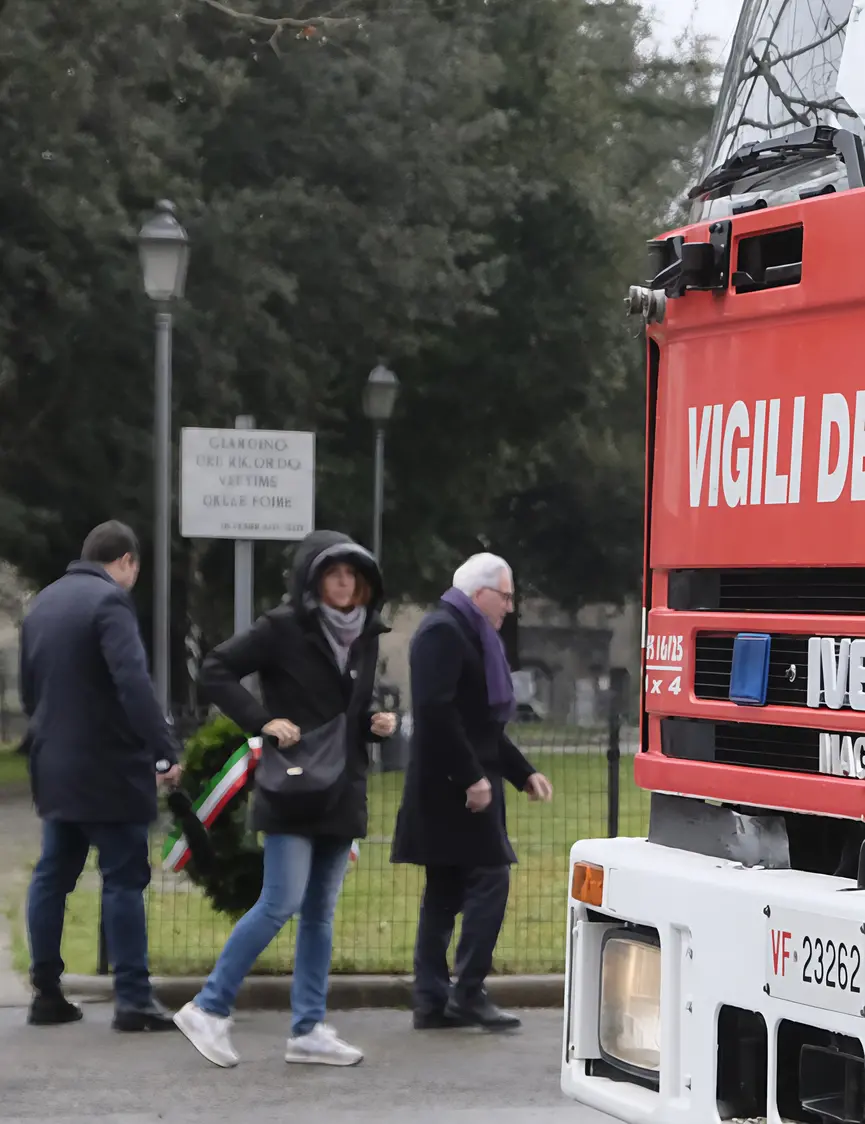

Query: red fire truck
[[561, 4, 865, 1122]]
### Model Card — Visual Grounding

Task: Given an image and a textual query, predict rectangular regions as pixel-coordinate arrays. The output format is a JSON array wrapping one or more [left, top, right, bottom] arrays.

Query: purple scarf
[[441, 587, 516, 723]]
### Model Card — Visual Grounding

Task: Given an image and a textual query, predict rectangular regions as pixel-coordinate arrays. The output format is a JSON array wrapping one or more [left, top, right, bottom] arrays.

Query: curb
[[63, 973, 565, 1011]]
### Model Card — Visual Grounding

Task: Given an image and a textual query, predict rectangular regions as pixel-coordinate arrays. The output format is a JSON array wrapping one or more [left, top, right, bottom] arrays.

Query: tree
[[376, 0, 715, 608], [0, 0, 715, 700], [0, 562, 30, 623]]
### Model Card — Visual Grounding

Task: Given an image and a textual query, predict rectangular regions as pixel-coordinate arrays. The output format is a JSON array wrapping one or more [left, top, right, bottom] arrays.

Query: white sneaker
[[284, 1022, 363, 1066], [173, 1001, 239, 1068]]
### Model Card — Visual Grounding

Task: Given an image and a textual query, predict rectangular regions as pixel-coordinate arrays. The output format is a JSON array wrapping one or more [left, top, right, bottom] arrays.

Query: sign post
[[180, 426, 315, 541], [180, 424, 315, 650], [233, 415, 256, 636]]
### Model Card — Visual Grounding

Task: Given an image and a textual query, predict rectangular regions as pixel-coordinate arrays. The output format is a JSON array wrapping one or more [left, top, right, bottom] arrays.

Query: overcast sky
[[651, 0, 743, 62]]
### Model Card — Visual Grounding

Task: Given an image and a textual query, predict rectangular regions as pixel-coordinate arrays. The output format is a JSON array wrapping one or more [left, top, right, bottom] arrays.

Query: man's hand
[[371, 712, 398, 738], [525, 772, 553, 802], [466, 777, 492, 812], [157, 764, 183, 787], [262, 718, 301, 748]]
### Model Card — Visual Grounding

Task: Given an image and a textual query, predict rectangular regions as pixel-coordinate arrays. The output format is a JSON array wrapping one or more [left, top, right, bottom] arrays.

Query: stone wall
[[377, 596, 641, 722]]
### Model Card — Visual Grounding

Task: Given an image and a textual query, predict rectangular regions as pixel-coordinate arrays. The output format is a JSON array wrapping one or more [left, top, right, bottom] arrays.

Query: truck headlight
[[598, 930, 661, 1083]]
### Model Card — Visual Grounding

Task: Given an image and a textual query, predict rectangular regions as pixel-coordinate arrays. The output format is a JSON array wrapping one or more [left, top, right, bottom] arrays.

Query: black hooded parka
[[198, 530, 389, 839]]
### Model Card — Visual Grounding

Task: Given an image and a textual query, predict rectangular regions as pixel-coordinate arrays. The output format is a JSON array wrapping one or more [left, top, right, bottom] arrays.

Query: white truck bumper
[[561, 835, 865, 1124]]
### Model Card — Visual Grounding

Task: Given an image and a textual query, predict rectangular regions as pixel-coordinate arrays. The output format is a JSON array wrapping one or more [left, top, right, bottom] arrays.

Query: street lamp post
[[362, 365, 399, 562], [137, 200, 189, 715]]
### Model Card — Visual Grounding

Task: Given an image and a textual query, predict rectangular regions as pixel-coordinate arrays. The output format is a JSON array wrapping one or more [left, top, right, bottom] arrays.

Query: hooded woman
[[174, 531, 396, 1069]]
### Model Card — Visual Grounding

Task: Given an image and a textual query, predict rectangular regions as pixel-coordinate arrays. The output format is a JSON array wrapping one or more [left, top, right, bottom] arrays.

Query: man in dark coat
[[21, 521, 181, 1030], [392, 552, 553, 1031]]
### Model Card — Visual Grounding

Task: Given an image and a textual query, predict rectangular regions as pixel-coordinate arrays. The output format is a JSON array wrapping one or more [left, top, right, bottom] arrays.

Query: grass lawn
[[12, 749, 649, 978], [0, 742, 27, 788]]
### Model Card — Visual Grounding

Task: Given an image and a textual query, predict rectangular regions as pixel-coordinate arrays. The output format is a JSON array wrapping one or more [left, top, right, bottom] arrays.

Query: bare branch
[[722, 114, 800, 137], [739, 15, 848, 77], [194, 0, 360, 32]]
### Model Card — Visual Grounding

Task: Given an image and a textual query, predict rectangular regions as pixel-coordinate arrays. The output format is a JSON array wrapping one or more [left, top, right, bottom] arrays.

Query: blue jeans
[[196, 834, 351, 1035], [27, 820, 153, 1009]]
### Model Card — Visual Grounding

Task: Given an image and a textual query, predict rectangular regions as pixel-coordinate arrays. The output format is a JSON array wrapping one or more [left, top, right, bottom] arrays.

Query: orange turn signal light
[[571, 861, 604, 906]]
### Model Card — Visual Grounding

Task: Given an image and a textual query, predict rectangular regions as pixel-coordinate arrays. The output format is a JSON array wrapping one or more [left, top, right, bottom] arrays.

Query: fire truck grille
[[694, 633, 813, 707], [668, 567, 865, 614], [661, 717, 821, 774]]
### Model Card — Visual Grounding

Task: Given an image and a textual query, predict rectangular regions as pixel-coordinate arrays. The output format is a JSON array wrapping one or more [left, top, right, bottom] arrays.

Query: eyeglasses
[[484, 587, 514, 606]]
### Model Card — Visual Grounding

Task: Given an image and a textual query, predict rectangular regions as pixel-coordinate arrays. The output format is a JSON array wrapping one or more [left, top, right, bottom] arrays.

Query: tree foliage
[[0, 0, 715, 693]]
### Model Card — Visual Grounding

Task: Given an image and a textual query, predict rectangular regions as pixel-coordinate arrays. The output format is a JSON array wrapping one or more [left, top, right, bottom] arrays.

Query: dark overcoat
[[20, 562, 180, 824], [198, 530, 389, 839], [391, 601, 535, 868]]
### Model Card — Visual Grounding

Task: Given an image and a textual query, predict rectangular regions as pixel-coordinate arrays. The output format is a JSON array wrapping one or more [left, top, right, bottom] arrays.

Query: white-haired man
[[391, 553, 553, 1031]]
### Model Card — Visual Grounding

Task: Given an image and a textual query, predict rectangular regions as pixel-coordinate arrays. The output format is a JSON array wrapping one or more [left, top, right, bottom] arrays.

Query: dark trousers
[[413, 865, 510, 1013], [27, 820, 153, 1009]]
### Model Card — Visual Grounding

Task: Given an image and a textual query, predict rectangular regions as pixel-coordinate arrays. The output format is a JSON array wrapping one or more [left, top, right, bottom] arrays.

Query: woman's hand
[[370, 712, 398, 738], [262, 718, 301, 748], [525, 772, 553, 802]]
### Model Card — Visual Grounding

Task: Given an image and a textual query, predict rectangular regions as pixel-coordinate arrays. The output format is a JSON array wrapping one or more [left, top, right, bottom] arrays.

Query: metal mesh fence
[[92, 715, 649, 979]]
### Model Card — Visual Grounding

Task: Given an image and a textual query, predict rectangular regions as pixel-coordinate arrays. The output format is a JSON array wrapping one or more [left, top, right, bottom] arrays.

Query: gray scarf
[[318, 603, 366, 672]]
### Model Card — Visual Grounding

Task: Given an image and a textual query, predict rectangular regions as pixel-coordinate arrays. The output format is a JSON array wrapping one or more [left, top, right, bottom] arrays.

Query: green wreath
[[173, 716, 264, 918]]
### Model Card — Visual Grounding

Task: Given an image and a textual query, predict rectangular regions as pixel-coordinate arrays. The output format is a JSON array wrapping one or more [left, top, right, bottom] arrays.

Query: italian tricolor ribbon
[[161, 737, 263, 872]]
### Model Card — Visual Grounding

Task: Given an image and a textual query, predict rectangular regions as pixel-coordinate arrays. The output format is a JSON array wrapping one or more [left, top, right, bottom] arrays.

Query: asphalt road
[[1, 1004, 616, 1124]]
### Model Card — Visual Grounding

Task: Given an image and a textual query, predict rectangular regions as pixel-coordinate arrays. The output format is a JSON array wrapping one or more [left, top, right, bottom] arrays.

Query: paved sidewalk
[[1, 1005, 613, 1124], [0, 792, 609, 1124]]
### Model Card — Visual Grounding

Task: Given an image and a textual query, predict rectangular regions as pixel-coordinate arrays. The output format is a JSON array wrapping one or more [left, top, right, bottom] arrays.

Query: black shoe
[[413, 1008, 468, 1030], [112, 999, 178, 1032], [28, 993, 84, 1027], [445, 993, 521, 1032]]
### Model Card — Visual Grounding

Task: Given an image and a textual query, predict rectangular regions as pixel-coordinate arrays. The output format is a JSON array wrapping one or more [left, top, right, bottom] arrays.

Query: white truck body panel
[[561, 835, 865, 1124]]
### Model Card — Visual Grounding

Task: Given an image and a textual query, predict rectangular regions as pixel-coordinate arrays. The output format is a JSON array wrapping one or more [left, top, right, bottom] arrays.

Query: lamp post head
[[138, 199, 190, 303], [363, 364, 400, 425]]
